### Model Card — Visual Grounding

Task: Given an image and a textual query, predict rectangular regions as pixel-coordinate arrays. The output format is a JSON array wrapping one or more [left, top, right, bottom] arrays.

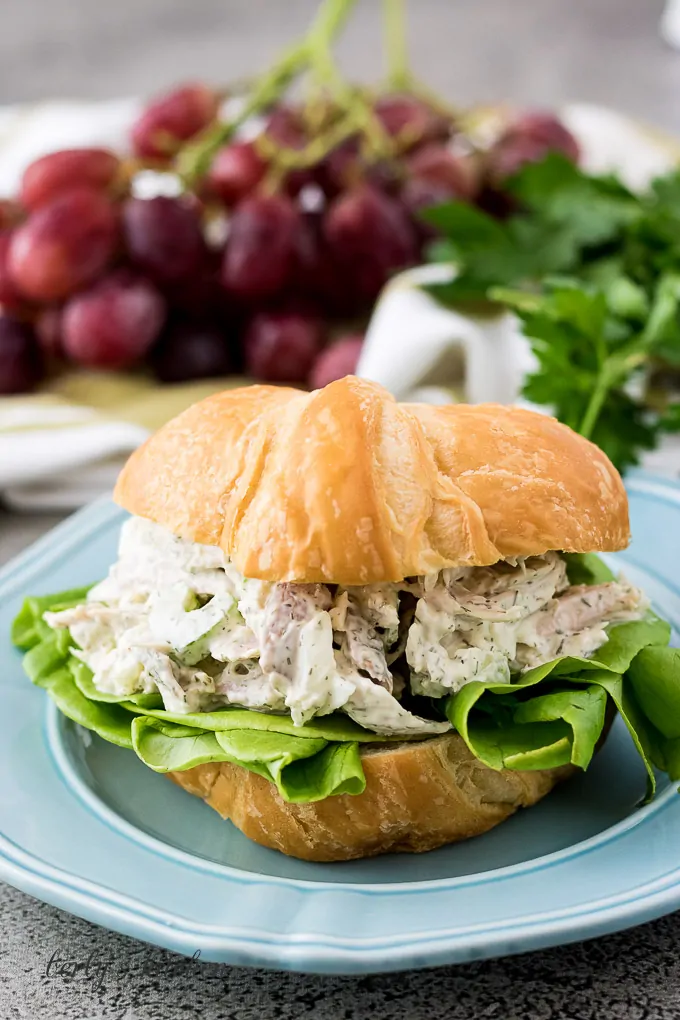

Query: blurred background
[[3, 0, 678, 130]]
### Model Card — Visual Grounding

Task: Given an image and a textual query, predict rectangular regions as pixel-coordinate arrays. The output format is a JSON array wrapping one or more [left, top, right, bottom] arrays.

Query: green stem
[[308, 0, 359, 50], [352, 97, 396, 159], [579, 304, 618, 440], [177, 0, 357, 185], [177, 44, 307, 183], [307, 0, 359, 108], [383, 0, 411, 90], [257, 112, 356, 170], [579, 370, 611, 439]]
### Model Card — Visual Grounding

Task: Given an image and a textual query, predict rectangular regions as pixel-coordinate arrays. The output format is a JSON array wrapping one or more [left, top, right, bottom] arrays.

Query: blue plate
[[1, 473, 680, 974]]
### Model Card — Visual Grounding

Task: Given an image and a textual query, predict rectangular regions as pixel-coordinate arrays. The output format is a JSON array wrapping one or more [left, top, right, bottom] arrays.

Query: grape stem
[[177, 44, 307, 183], [256, 98, 395, 183], [307, 0, 360, 54], [257, 113, 355, 170], [383, 0, 411, 91], [380, 0, 461, 123], [177, 0, 358, 185]]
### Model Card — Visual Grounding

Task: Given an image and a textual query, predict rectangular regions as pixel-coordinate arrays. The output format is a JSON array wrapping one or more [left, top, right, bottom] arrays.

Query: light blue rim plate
[[1, 472, 679, 974]]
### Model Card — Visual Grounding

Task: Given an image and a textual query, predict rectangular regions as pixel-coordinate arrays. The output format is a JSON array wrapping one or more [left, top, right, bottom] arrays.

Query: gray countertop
[[3, 878, 680, 1020], [4, 0, 680, 1015]]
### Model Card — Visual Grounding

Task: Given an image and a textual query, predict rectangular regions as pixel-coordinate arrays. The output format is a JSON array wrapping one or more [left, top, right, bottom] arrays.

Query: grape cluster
[[0, 80, 579, 395]]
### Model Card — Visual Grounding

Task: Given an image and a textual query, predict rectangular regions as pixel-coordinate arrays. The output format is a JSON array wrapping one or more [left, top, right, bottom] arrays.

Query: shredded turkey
[[44, 516, 647, 736], [330, 592, 394, 691], [514, 581, 646, 667]]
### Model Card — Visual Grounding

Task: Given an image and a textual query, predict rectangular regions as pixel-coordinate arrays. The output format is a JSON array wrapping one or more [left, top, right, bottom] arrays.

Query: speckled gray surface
[[1, 882, 680, 1019]]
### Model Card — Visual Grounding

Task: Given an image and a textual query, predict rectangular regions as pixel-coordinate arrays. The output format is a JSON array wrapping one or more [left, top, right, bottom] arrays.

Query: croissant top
[[114, 377, 629, 585]]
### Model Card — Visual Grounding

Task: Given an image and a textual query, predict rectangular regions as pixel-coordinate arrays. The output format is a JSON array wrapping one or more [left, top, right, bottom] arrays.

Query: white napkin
[[1, 101, 679, 510], [358, 263, 536, 405], [0, 399, 148, 511]]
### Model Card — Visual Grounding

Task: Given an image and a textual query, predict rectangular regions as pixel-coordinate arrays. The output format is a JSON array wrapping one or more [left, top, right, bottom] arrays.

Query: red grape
[[317, 143, 404, 199], [406, 145, 477, 200], [166, 251, 232, 317], [0, 315, 43, 393], [309, 335, 363, 389], [374, 94, 453, 152], [402, 148, 478, 250], [62, 272, 165, 369], [316, 136, 361, 198], [401, 177, 456, 249], [131, 83, 218, 160], [152, 320, 233, 382], [265, 105, 306, 146], [20, 148, 121, 210], [264, 106, 314, 195], [0, 200, 22, 229], [221, 194, 299, 302], [324, 184, 418, 304], [292, 211, 360, 317], [0, 232, 26, 312], [364, 159, 404, 196], [244, 310, 323, 383], [487, 111, 580, 182], [401, 177, 454, 212], [35, 305, 64, 358], [208, 141, 267, 206], [122, 196, 207, 284], [7, 188, 118, 302]]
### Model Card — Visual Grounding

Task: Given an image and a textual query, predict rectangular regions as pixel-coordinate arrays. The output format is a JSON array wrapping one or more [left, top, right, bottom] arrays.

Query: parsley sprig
[[490, 277, 680, 472], [421, 154, 680, 471]]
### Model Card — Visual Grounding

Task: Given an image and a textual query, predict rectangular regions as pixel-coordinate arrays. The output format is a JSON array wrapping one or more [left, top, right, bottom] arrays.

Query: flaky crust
[[114, 377, 629, 584], [168, 733, 575, 861]]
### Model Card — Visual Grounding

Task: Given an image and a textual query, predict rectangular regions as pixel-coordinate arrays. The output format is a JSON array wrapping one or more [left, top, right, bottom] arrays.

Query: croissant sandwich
[[14, 377, 680, 860]]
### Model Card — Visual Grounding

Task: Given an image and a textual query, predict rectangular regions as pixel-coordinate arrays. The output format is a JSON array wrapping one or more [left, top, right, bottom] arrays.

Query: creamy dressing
[[45, 516, 647, 736]]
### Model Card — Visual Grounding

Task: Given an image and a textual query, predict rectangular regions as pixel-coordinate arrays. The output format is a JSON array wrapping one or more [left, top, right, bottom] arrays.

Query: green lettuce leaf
[[23, 629, 74, 685], [582, 668, 662, 794], [448, 682, 605, 772], [563, 552, 615, 586], [132, 716, 365, 802], [446, 616, 672, 797], [628, 647, 680, 780], [41, 667, 134, 749], [455, 689, 581, 772], [14, 591, 134, 749], [71, 658, 163, 709], [628, 646, 680, 738], [513, 685, 607, 768], [12, 588, 92, 649], [267, 741, 365, 802], [132, 717, 234, 771], [122, 701, 392, 743]]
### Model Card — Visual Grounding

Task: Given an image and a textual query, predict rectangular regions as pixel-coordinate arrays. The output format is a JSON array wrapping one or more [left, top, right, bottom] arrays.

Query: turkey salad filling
[[45, 516, 648, 738]]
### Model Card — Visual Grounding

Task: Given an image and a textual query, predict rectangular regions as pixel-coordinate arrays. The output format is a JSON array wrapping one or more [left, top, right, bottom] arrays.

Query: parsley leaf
[[490, 277, 680, 472], [506, 154, 638, 249], [421, 154, 638, 305], [422, 154, 680, 471]]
